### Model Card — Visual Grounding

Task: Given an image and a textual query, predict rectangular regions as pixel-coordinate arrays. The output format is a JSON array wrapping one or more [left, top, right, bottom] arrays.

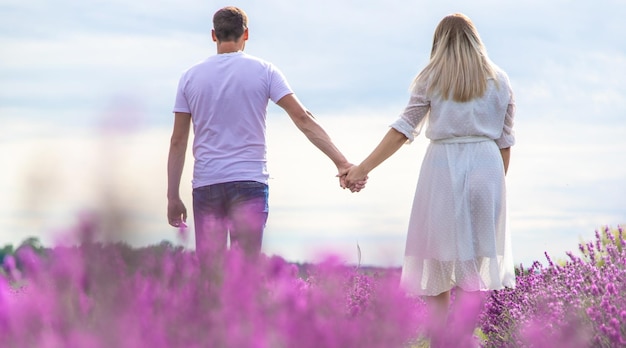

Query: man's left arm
[[276, 94, 367, 192], [277, 95, 350, 169]]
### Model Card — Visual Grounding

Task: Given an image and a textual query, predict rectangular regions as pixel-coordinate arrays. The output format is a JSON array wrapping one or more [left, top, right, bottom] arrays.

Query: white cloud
[[3, 0, 625, 117]]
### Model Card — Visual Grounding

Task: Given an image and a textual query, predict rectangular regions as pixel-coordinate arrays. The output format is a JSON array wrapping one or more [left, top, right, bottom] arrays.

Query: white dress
[[393, 67, 516, 296]]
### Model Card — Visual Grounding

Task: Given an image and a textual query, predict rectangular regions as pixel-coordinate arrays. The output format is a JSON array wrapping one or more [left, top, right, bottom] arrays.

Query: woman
[[343, 13, 516, 328]]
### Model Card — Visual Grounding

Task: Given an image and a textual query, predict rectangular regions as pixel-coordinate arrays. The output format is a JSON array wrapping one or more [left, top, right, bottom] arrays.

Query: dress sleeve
[[390, 82, 430, 143], [495, 87, 516, 149]]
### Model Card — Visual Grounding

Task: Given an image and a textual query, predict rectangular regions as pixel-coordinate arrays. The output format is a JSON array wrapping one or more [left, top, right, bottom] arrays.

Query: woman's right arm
[[343, 128, 408, 187], [342, 81, 429, 190]]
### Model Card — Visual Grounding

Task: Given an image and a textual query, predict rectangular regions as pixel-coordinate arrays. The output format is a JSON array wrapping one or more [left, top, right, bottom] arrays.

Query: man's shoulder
[[239, 53, 276, 68], [189, 53, 275, 70], [178, 53, 284, 84]]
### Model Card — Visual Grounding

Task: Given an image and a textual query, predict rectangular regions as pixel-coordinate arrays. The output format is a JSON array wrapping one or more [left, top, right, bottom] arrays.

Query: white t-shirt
[[173, 52, 293, 188]]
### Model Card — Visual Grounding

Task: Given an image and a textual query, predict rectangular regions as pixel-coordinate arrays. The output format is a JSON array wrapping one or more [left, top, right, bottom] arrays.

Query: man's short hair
[[213, 7, 248, 42]]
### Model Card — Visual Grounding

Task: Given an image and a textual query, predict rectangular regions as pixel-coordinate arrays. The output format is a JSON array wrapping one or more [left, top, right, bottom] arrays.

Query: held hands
[[337, 164, 369, 193]]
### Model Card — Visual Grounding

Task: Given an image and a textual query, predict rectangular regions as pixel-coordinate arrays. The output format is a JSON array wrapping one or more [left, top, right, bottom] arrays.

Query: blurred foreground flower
[[0, 241, 423, 347]]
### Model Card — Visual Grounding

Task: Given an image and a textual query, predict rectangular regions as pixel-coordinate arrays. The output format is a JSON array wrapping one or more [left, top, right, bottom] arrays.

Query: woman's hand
[[340, 165, 369, 193]]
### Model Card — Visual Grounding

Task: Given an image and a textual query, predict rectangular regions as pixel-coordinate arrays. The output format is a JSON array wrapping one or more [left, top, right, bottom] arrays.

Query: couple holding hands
[[167, 6, 516, 324]]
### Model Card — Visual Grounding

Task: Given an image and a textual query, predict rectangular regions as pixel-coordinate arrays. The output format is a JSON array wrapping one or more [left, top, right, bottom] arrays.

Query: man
[[167, 6, 361, 259]]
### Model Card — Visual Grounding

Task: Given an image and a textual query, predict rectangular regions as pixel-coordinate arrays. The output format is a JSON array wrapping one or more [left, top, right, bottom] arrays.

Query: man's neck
[[217, 41, 244, 54]]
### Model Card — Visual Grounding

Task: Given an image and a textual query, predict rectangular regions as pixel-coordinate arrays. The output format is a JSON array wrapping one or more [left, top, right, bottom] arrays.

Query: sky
[[1, 0, 625, 267]]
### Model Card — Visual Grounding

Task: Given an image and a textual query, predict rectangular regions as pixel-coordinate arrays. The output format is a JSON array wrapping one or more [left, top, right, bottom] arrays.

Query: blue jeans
[[192, 181, 269, 257]]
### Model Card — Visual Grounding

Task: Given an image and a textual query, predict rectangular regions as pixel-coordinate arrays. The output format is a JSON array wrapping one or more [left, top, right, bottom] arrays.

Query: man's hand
[[337, 164, 368, 193], [342, 164, 370, 192], [168, 198, 187, 228]]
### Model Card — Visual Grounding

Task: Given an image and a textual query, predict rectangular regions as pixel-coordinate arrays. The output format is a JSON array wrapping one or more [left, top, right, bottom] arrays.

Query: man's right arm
[[167, 112, 191, 227]]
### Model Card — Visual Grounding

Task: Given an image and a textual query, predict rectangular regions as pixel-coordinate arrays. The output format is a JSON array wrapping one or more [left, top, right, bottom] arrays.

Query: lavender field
[[0, 225, 624, 347]]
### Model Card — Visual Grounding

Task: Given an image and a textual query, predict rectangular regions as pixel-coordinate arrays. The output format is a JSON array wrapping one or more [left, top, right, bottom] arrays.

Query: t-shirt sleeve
[[495, 79, 516, 149], [268, 65, 294, 103], [172, 73, 191, 114], [390, 82, 430, 143]]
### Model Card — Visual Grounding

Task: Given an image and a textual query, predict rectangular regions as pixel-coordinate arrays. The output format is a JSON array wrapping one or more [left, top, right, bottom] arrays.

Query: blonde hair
[[412, 13, 497, 102]]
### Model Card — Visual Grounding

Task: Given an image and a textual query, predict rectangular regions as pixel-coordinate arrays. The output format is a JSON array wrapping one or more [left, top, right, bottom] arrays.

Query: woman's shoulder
[[489, 63, 511, 84]]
